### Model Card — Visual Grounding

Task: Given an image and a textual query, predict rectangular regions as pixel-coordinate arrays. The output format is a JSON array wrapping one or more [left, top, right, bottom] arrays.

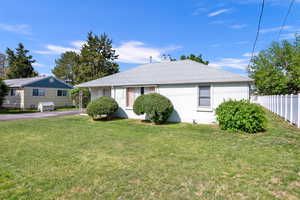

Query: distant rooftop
[[76, 60, 252, 88]]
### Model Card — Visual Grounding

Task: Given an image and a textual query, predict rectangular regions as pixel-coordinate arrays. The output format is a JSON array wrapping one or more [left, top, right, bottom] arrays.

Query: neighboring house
[[3, 76, 73, 109], [76, 60, 253, 124]]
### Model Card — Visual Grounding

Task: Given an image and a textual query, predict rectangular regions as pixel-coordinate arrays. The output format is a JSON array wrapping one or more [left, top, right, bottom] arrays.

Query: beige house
[[3, 76, 73, 109]]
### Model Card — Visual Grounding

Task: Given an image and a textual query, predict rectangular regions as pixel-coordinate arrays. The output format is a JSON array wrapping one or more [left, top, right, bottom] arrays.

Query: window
[[198, 86, 211, 107], [32, 88, 45, 96], [57, 90, 67, 96], [10, 89, 17, 96], [126, 87, 156, 107]]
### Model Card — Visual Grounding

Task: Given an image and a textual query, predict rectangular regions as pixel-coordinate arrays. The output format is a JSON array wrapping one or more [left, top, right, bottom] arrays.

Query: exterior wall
[[3, 88, 24, 109], [90, 82, 250, 124], [23, 87, 72, 109]]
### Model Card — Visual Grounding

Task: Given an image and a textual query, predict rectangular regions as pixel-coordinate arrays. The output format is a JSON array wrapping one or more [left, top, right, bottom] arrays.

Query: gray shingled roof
[[76, 60, 253, 88], [4, 76, 48, 87]]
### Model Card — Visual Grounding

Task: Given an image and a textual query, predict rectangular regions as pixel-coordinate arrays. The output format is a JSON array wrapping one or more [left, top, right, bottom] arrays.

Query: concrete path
[[0, 110, 82, 122]]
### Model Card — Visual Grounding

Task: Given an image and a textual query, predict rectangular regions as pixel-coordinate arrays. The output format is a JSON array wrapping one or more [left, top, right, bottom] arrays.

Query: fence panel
[[252, 93, 300, 128]]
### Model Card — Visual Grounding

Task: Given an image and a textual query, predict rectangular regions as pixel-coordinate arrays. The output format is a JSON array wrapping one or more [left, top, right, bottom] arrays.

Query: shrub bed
[[215, 100, 266, 133], [87, 96, 118, 120], [133, 93, 173, 124]]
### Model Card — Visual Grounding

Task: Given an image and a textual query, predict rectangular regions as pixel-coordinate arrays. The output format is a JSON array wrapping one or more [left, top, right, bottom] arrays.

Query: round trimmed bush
[[215, 100, 266, 133], [133, 93, 174, 124], [87, 96, 118, 120]]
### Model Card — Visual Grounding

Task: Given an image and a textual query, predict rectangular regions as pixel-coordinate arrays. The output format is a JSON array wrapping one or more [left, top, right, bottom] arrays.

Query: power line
[[277, 0, 296, 41], [248, 0, 265, 68]]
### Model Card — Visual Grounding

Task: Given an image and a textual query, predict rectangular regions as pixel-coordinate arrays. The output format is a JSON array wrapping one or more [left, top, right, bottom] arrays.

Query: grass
[[0, 107, 77, 114], [0, 111, 300, 199]]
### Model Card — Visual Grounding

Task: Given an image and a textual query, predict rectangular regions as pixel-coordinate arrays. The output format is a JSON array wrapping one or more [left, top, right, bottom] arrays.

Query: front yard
[[0, 111, 300, 199]]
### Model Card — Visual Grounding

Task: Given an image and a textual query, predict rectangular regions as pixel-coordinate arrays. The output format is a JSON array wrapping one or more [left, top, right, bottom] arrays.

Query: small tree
[[180, 54, 209, 65], [70, 88, 90, 108], [133, 93, 174, 124], [87, 96, 118, 120], [0, 79, 8, 109]]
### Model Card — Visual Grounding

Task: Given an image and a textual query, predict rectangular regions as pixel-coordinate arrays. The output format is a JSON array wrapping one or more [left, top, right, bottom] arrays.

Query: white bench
[[38, 102, 55, 112]]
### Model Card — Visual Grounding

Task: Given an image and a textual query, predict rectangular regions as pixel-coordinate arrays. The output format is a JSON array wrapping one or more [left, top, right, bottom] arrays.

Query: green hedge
[[133, 93, 173, 124], [86, 96, 118, 120], [215, 100, 267, 133]]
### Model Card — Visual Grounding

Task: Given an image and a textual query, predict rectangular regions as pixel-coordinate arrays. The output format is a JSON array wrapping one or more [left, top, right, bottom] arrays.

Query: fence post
[[298, 94, 300, 128], [285, 94, 288, 121], [276, 95, 279, 114], [290, 94, 293, 124]]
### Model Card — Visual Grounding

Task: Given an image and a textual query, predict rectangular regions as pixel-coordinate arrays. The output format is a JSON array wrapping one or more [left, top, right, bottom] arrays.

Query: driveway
[[0, 110, 82, 122]]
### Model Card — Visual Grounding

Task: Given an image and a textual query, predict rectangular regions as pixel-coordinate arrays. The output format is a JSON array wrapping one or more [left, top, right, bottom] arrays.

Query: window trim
[[10, 88, 17, 96], [125, 86, 156, 109], [57, 89, 67, 97], [32, 88, 46, 97], [197, 84, 212, 111]]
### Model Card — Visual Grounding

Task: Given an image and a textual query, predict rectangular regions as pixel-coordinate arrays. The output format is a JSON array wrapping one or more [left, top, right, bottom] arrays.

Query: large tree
[[180, 54, 209, 65], [74, 32, 119, 84], [52, 51, 79, 85], [5, 43, 38, 79], [249, 34, 300, 95]]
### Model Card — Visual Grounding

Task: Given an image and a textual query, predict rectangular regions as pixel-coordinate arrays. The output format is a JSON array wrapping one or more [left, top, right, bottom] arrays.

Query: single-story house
[[76, 60, 253, 124], [3, 76, 73, 109]]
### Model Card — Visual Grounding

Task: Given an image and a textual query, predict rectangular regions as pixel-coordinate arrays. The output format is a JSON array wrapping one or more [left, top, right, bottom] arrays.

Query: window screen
[[199, 86, 210, 107]]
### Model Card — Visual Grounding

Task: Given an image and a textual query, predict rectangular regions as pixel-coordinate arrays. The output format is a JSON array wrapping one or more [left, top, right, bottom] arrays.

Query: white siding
[[89, 82, 250, 124]]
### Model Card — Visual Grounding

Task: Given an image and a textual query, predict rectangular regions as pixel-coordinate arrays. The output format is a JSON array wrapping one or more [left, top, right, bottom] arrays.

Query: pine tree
[[75, 32, 119, 84], [52, 51, 79, 85], [5, 43, 38, 79]]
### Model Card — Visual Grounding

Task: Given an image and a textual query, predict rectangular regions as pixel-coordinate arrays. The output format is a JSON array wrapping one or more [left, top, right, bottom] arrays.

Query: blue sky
[[0, 0, 300, 76]]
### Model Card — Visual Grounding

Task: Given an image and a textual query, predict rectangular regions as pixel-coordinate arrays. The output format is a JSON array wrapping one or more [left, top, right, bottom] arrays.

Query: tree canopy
[[170, 54, 209, 65], [180, 54, 209, 65], [5, 43, 38, 79], [74, 32, 119, 84], [248, 34, 300, 95], [52, 51, 79, 85]]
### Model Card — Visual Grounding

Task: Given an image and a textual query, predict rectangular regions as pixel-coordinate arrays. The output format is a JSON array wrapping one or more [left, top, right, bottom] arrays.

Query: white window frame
[[10, 88, 17, 96], [32, 88, 46, 97], [197, 84, 212, 111]]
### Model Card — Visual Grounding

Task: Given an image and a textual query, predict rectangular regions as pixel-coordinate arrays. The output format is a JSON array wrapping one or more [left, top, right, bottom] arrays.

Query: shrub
[[70, 88, 90, 108], [86, 96, 118, 120], [215, 100, 267, 133], [0, 79, 8, 109], [133, 93, 174, 124]]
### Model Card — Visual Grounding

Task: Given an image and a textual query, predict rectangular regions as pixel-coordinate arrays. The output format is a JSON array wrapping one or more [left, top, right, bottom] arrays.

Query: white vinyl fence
[[252, 94, 300, 128]]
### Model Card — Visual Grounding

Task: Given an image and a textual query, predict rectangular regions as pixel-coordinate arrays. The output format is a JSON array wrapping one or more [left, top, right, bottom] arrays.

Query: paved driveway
[[0, 110, 82, 122]]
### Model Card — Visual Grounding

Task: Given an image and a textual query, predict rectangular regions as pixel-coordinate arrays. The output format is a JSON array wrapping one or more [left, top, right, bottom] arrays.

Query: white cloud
[[0, 23, 31, 35], [242, 52, 258, 57], [210, 58, 249, 70], [261, 26, 293, 34], [114, 41, 181, 64], [192, 7, 209, 16], [280, 33, 296, 40], [208, 9, 230, 17], [34, 42, 81, 55], [32, 63, 44, 67], [229, 24, 247, 29]]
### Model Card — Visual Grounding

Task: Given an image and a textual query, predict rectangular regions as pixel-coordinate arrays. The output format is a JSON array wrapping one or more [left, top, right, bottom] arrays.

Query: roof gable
[[76, 60, 253, 88]]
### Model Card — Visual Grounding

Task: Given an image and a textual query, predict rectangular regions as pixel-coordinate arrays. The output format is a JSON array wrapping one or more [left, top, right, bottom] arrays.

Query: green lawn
[[0, 112, 300, 199]]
